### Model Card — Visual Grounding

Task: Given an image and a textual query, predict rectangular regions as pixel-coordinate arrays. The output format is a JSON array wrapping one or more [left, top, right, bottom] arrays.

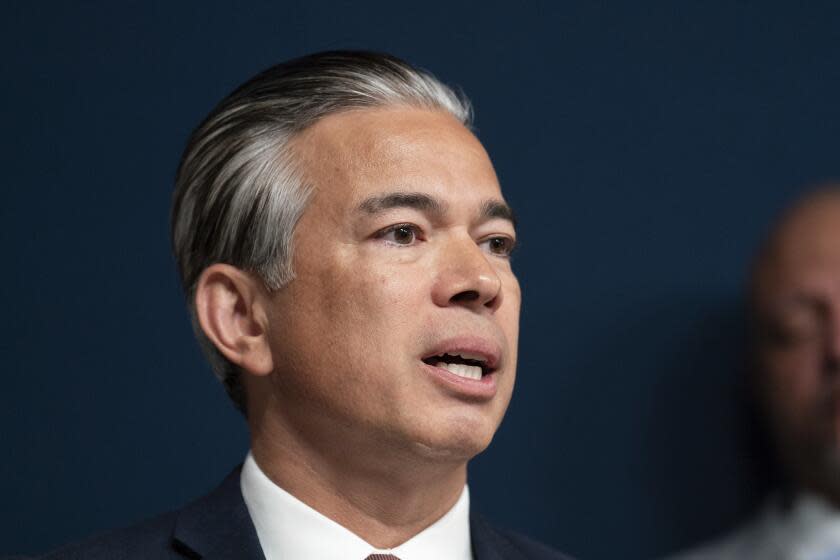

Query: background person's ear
[[194, 264, 274, 376]]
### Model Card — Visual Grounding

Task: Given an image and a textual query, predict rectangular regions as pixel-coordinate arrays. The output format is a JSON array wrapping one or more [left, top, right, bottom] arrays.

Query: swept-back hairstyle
[[171, 51, 473, 413]]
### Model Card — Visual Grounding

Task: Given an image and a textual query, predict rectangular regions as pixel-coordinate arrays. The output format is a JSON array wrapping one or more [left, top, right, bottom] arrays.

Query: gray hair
[[171, 51, 473, 414]]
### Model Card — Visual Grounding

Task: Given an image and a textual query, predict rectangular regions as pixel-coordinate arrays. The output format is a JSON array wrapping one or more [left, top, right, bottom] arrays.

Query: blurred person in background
[[672, 185, 840, 560]]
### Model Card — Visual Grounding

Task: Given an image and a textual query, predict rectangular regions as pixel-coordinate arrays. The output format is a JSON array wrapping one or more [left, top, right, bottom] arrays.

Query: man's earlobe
[[194, 264, 274, 376]]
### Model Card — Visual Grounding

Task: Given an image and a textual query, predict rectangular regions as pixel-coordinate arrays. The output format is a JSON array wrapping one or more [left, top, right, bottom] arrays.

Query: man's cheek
[[357, 268, 420, 310]]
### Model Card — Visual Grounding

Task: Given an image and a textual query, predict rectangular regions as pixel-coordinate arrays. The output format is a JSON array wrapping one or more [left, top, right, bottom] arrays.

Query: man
[[31, 51, 572, 559], [672, 186, 840, 560]]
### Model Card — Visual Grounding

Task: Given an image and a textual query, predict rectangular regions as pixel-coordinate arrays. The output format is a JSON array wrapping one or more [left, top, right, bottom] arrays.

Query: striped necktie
[[365, 555, 401, 560]]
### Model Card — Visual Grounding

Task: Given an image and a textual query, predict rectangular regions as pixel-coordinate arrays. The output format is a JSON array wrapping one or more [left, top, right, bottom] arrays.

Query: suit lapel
[[471, 511, 525, 560], [172, 467, 265, 560], [171, 469, 530, 560]]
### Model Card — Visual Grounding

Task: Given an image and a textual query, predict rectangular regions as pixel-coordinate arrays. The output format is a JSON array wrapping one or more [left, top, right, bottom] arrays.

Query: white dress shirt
[[240, 452, 474, 560], [669, 493, 840, 560]]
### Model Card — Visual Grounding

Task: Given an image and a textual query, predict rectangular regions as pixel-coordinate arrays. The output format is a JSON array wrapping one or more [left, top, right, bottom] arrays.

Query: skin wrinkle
[[237, 106, 520, 547]]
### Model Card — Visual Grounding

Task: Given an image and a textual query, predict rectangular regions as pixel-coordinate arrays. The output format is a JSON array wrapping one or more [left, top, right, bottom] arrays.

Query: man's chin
[[405, 422, 497, 464], [795, 444, 840, 506]]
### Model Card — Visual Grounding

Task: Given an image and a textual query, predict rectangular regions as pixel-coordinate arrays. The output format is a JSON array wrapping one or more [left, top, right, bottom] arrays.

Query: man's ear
[[194, 264, 274, 376]]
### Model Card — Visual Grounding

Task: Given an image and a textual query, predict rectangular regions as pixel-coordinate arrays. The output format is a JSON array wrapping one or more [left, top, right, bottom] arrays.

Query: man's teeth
[[435, 362, 483, 380], [453, 352, 484, 362]]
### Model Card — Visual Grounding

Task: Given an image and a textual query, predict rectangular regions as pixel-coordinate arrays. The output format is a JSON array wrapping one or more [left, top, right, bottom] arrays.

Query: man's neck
[[249, 418, 469, 549]]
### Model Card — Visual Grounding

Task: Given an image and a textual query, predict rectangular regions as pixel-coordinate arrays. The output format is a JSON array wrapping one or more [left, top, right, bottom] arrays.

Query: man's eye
[[761, 315, 823, 349], [376, 224, 421, 246], [480, 236, 516, 257]]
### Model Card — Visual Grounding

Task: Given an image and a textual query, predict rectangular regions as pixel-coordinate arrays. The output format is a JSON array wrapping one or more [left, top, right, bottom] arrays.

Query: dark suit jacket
[[15, 468, 573, 559]]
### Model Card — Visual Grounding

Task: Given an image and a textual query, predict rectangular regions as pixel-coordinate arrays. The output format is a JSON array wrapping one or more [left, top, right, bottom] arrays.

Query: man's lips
[[420, 336, 501, 373], [419, 337, 502, 399]]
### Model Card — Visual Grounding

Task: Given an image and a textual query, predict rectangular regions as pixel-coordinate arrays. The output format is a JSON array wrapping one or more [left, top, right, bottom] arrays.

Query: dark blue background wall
[[3, 2, 839, 558]]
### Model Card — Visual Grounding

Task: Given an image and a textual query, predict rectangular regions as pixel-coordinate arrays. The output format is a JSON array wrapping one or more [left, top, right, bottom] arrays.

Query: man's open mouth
[[422, 352, 489, 380]]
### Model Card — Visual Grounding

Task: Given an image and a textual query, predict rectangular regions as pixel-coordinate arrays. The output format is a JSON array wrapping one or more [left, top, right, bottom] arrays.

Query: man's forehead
[[291, 106, 504, 218], [753, 194, 840, 285], [293, 106, 487, 170], [763, 233, 840, 292]]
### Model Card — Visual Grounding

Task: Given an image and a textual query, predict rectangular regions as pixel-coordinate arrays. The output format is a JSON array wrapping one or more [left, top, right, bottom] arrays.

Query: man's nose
[[431, 234, 503, 312]]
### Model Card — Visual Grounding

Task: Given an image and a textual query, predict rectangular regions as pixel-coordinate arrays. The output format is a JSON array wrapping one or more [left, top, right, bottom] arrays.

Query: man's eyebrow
[[357, 192, 447, 216], [480, 199, 517, 228], [356, 191, 516, 227]]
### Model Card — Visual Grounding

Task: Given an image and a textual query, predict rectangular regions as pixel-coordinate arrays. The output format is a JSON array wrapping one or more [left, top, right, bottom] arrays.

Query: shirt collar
[[757, 491, 840, 560], [240, 451, 473, 560]]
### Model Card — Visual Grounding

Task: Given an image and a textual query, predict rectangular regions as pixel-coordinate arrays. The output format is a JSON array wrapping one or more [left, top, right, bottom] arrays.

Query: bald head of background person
[[669, 185, 840, 560], [751, 186, 840, 507], [17, 52, 574, 560]]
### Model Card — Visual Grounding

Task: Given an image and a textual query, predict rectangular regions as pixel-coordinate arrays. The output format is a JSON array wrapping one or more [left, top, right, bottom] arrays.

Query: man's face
[[261, 107, 520, 462], [754, 194, 840, 495]]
